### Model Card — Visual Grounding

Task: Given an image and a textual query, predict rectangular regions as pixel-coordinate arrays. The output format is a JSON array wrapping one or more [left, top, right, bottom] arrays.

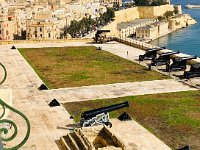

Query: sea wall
[[103, 5, 176, 36], [169, 14, 197, 31]]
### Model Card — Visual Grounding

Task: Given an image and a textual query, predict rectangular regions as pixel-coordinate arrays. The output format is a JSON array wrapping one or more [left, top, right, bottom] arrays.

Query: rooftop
[[117, 19, 156, 30]]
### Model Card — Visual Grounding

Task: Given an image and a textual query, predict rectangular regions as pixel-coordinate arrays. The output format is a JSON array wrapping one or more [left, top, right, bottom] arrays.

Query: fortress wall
[[102, 7, 139, 37], [153, 5, 174, 17], [115, 7, 139, 23], [138, 4, 174, 18], [102, 21, 119, 37], [138, 6, 154, 18], [104, 5, 176, 37]]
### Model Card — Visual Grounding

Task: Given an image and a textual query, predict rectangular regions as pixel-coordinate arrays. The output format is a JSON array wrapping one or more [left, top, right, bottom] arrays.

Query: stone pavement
[[0, 42, 198, 150], [0, 45, 73, 150], [111, 119, 171, 150], [46, 79, 196, 103]]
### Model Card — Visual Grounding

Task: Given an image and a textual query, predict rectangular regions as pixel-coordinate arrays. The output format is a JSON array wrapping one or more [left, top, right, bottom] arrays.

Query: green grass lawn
[[19, 46, 168, 89], [63, 90, 200, 150]]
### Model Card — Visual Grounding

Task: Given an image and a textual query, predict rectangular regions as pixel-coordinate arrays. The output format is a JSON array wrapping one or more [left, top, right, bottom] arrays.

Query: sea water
[[150, 0, 200, 56]]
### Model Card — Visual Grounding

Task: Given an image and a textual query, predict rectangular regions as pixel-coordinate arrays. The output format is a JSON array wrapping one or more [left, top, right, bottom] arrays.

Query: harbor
[[151, 0, 200, 56]]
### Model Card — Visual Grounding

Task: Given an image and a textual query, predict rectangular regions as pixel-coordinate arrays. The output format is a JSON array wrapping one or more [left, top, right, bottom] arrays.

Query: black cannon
[[184, 63, 200, 79], [151, 51, 180, 66], [80, 101, 129, 127], [94, 30, 110, 43], [139, 46, 166, 62], [166, 56, 197, 72]]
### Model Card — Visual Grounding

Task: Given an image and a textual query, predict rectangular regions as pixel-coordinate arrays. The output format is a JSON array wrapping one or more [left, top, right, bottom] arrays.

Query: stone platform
[[0, 42, 197, 149]]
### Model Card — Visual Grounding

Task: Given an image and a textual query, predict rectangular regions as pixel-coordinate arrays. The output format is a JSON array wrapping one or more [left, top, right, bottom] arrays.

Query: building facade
[[135, 21, 169, 40], [136, 25, 158, 40], [0, 7, 15, 40], [26, 19, 61, 40]]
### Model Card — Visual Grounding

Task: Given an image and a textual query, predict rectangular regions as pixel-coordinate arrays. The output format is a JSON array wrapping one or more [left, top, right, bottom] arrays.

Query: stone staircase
[[60, 131, 89, 150], [60, 126, 130, 150]]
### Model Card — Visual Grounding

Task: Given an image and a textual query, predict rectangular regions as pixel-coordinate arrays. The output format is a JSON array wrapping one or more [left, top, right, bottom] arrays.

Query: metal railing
[[0, 63, 30, 150], [0, 63, 7, 86]]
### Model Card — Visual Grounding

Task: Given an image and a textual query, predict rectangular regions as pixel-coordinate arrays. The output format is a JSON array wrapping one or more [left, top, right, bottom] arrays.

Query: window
[[40, 27, 42, 32], [48, 33, 50, 38], [40, 34, 42, 38]]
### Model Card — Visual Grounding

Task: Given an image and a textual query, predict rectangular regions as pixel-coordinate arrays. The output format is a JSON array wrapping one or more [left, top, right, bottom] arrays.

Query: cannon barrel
[[146, 46, 166, 52], [174, 56, 197, 62], [181, 55, 197, 61], [96, 30, 110, 35], [81, 101, 129, 120], [160, 51, 179, 57]]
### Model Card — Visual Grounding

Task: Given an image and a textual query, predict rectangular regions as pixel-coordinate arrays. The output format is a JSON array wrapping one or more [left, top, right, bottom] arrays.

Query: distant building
[[0, 7, 15, 40], [136, 25, 158, 40], [135, 21, 169, 40], [100, 0, 122, 7], [147, 0, 170, 5], [157, 21, 168, 35], [0, 17, 15, 40], [117, 19, 156, 38], [26, 19, 61, 40]]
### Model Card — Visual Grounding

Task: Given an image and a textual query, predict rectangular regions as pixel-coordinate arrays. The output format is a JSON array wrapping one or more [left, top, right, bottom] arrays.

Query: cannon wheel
[[105, 122, 112, 128]]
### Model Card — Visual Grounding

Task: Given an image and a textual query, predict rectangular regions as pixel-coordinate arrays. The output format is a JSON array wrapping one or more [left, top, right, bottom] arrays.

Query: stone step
[[60, 136, 71, 150], [61, 135, 77, 150], [72, 131, 88, 150], [67, 133, 81, 150]]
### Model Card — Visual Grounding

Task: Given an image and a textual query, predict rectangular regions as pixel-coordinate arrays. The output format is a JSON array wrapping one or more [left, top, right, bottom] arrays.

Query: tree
[[164, 11, 174, 19], [158, 16, 166, 21], [151, 0, 164, 6], [174, 9, 179, 14], [64, 8, 115, 38], [134, 0, 149, 6]]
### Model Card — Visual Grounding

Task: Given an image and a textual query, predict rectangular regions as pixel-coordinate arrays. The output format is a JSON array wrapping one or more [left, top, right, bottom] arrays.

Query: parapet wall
[[0, 38, 93, 45], [138, 4, 174, 18]]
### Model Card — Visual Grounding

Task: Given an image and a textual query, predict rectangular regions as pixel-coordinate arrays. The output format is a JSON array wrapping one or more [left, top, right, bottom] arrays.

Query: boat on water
[[185, 4, 200, 9]]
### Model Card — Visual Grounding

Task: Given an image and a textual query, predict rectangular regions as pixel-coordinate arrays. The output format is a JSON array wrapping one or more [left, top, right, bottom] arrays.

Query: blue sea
[[150, 0, 200, 56]]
